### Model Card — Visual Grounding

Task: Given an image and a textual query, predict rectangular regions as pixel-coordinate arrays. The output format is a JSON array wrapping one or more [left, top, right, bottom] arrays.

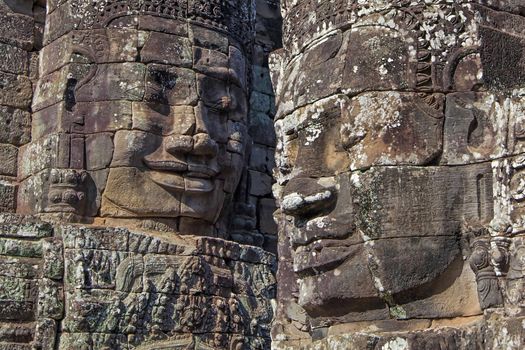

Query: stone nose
[[281, 177, 337, 219], [165, 135, 194, 155]]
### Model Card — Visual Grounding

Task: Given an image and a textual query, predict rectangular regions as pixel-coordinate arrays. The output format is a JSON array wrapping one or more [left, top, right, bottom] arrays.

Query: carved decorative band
[[70, 0, 256, 44], [282, 0, 467, 50]]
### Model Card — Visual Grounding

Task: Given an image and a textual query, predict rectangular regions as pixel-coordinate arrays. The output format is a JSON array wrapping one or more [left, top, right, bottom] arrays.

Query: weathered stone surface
[[75, 63, 146, 102], [0, 183, 16, 213], [258, 198, 278, 236], [0, 106, 30, 146], [442, 92, 512, 164], [85, 133, 114, 171], [0, 144, 17, 176], [249, 170, 273, 197], [0, 42, 28, 75], [0, 72, 32, 110], [141, 32, 192, 67], [0, 11, 34, 50], [273, 313, 525, 350], [144, 64, 197, 106]]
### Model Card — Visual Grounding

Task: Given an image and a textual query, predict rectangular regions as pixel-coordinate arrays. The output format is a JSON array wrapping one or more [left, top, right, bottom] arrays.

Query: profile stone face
[[272, 0, 525, 344], [19, 0, 253, 235]]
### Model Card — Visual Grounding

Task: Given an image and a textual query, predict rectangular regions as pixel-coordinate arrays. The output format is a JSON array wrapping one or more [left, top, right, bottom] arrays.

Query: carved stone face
[[273, 1, 525, 328], [20, 3, 255, 234], [74, 26, 250, 227]]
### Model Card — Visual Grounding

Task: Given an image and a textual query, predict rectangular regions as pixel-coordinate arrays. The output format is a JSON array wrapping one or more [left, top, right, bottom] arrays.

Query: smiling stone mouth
[[144, 159, 219, 177], [144, 160, 219, 193]]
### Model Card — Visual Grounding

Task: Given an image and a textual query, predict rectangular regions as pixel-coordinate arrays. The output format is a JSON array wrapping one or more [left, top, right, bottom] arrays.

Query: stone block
[[0, 11, 34, 50], [249, 111, 276, 147], [0, 144, 17, 176], [250, 91, 271, 113], [0, 106, 30, 146], [102, 167, 182, 218], [354, 165, 494, 240], [193, 47, 229, 79], [111, 130, 161, 167], [190, 24, 229, 53], [296, 242, 388, 320], [0, 72, 32, 110], [479, 20, 525, 90], [0, 214, 53, 239], [0, 0, 34, 16], [32, 100, 133, 140], [248, 170, 273, 197], [258, 198, 277, 235], [341, 91, 444, 170], [76, 63, 146, 102], [107, 28, 139, 62], [139, 15, 188, 36], [229, 45, 248, 90], [42, 1, 78, 45], [81, 101, 133, 133], [132, 103, 195, 136], [85, 133, 114, 171], [442, 92, 510, 165], [252, 65, 274, 95], [0, 237, 42, 258], [249, 144, 275, 173], [141, 32, 192, 67], [342, 26, 418, 94], [18, 134, 60, 180], [33, 63, 92, 112], [395, 258, 481, 319], [278, 96, 351, 178], [0, 42, 28, 75], [144, 64, 197, 106], [0, 300, 34, 321], [368, 237, 460, 296], [0, 182, 16, 213]]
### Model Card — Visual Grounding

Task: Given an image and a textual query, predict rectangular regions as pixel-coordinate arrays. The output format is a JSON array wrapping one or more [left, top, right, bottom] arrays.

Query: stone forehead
[[68, 0, 256, 45]]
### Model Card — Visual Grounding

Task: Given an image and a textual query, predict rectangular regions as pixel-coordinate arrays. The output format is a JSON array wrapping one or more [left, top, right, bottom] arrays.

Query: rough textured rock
[[272, 1, 525, 348]]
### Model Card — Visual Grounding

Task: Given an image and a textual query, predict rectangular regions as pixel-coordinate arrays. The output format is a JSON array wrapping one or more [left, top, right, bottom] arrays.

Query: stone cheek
[[273, 1, 525, 347]]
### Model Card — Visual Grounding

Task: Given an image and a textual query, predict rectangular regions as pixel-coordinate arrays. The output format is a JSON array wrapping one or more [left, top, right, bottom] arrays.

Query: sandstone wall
[[0, 0, 44, 213]]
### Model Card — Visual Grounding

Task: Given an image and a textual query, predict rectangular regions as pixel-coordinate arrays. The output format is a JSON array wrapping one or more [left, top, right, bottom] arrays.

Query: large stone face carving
[[272, 0, 525, 347], [19, 0, 254, 236]]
